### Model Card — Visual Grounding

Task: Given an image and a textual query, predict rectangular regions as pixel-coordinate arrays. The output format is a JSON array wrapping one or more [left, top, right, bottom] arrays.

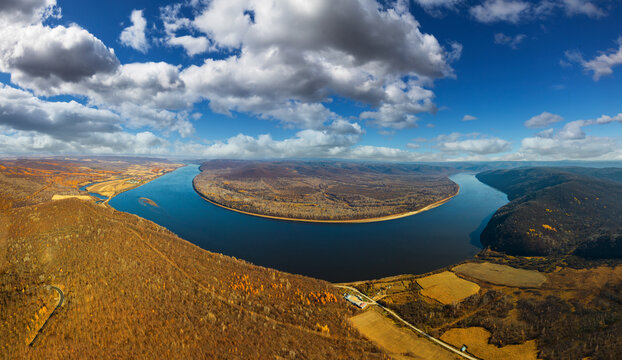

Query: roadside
[[28, 285, 64, 347], [335, 285, 480, 360]]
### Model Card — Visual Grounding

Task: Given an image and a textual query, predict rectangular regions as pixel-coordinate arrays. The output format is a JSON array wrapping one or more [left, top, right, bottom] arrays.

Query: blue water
[[109, 166, 508, 282]]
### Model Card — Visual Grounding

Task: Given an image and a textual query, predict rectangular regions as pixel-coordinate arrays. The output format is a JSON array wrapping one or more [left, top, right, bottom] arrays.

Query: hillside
[[193, 160, 459, 222], [476, 167, 622, 257], [0, 164, 385, 359]]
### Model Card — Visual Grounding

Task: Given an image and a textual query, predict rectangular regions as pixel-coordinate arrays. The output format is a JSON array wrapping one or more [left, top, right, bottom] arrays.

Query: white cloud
[[565, 38, 622, 81], [438, 136, 512, 155], [525, 112, 563, 128], [178, 0, 458, 130], [413, 0, 463, 8], [519, 135, 617, 160], [412, 0, 463, 16], [0, 84, 169, 155], [494, 33, 527, 49], [120, 9, 149, 53], [160, 4, 211, 56], [470, 0, 530, 23], [168, 35, 210, 56], [0, 0, 58, 25], [174, 126, 442, 162], [519, 113, 622, 160], [462, 114, 477, 121], [0, 23, 119, 91], [560, 0, 605, 18]]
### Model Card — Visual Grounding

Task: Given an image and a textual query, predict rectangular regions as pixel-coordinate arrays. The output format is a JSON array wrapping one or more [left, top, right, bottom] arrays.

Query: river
[[109, 165, 507, 282]]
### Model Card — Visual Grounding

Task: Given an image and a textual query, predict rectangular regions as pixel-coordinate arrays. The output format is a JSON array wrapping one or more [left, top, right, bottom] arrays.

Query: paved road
[[29, 285, 64, 347], [335, 285, 481, 360]]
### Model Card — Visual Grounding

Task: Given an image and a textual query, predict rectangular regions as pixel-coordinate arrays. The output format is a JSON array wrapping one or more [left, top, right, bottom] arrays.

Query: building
[[344, 293, 368, 309]]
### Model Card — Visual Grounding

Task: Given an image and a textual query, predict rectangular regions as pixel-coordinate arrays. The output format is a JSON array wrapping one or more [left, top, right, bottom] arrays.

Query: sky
[[0, 0, 620, 161]]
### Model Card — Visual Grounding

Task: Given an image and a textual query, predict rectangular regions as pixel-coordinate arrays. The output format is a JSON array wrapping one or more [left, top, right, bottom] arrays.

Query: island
[[192, 160, 460, 222]]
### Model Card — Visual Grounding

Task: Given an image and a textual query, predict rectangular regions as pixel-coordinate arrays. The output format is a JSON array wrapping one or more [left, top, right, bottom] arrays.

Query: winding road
[[29, 285, 64, 347], [335, 285, 481, 360]]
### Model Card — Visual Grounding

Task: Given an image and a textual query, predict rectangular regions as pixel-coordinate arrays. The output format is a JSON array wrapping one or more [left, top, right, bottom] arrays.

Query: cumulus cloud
[[0, 24, 119, 91], [565, 38, 622, 81], [519, 113, 622, 160], [525, 112, 563, 128], [0, 0, 58, 24], [437, 134, 512, 155], [462, 114, 477, 121], [168, 35, 210, 56], [174, 126, 440, 162], [120, 9, 149, 53], [160, 4, 211, 56], [494, 33, 527, 49], [175, 125, 362, 159], [178, 0, 458, 130], [0, 84, 169, 155], [470, 0, 530, 23]]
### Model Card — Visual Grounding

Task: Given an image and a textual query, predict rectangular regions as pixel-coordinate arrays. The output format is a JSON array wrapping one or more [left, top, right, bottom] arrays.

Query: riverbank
[[192, 180, 460, 224], [83, 166, 184, 204]]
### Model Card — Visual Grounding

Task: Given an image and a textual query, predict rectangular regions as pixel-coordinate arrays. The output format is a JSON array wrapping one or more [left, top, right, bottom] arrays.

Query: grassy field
[[452, 263, 547, 288], [51, 195, 93, 201], [440, 327, 539, 360], [349, 309, 457, 360], [416, 271, 480, 305], [86, 179, 136, 198]]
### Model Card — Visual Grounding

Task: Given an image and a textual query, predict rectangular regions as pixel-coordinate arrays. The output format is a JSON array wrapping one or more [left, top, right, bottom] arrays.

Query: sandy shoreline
[[192, 181, 460, 224]]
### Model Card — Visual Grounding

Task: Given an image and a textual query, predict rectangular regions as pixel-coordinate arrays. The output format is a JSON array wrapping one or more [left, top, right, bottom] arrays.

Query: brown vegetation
[[350, 255, 622, 360], [349, 308, 457, 360], [0, 160, 386, 359], [193, 160, 458, 221], [453, 262, 547, 288], [440, 327, 539, 360], [0, 158, 182, 207], [416, 272, 480, 305]]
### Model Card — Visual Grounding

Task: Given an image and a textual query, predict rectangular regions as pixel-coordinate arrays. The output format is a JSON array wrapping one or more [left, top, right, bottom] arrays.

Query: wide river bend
[[110, 166, 507, 282]]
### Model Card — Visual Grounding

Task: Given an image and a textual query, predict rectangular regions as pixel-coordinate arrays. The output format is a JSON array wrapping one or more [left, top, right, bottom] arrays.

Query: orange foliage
[[542, 224, 557, 232]]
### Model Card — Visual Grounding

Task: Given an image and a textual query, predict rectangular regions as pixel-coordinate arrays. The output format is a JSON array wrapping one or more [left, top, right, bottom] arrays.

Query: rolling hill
[[0, 163, 385, 359], [477, 167, 622, 257]]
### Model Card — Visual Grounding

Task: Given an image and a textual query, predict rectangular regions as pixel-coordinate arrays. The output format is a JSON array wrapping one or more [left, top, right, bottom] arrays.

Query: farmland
[[349, 254, 622, 360]]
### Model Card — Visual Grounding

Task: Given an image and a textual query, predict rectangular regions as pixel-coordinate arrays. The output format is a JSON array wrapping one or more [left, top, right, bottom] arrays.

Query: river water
[[109, 166, 507, 282]]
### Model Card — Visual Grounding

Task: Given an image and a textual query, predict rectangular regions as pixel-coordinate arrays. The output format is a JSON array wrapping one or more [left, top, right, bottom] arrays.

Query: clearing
[[349, 308, 458, 360], [51, 195, 92, 201], [453, 262, 547, 288], [441, 327, 540, 360], [416, 271, 480, 305]]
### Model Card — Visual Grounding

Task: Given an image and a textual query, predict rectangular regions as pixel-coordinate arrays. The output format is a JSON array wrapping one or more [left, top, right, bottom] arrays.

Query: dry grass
[[440, 327, 540, 360], [416, 272, 480, 305], [51, 195, 92, 201], [546, 265, 622, 290], [349, 309, 457, 360], [86, 179, 136, 198], [452, 262, 547, 288]]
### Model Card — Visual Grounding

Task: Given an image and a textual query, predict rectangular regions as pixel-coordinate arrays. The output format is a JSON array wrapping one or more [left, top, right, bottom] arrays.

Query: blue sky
[[0, 0, 620, 161]]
